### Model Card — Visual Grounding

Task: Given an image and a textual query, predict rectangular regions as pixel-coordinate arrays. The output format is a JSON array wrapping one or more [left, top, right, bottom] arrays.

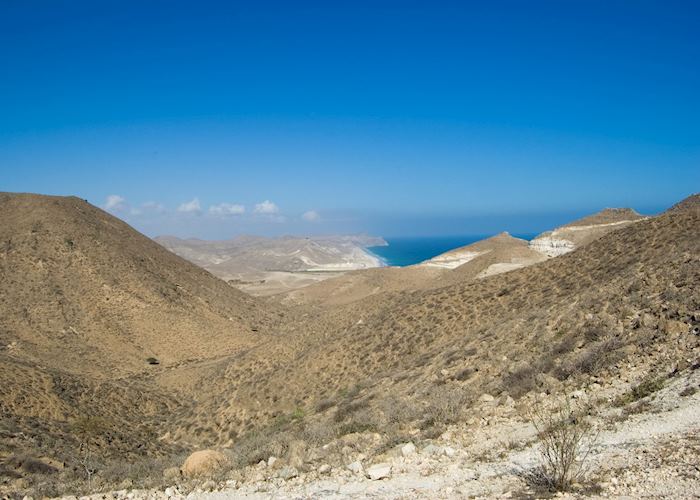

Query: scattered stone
[[346, 461, 364, 474], [366, 463, 391, 480], [571, 390, 585, 399], [201, 480, 216, 492], [276, 466, 299, 480], [181, 449, 229, 478], [401, 442, 417, 456], [319, 464, 331, 474], [443, 446, 457, 457], [422, 444, 442, 455], [164, 486, 178, 497], [267, 456, 278, 467], [462, 468, 479, 481], [480, 393, 495, 402]]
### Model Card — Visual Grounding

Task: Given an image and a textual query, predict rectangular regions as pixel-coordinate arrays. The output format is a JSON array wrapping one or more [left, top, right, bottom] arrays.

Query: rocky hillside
[[0, 193, 280, 479]]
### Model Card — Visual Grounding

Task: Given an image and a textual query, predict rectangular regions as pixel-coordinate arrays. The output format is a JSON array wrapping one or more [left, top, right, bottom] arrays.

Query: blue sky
[[1, 0, 698, 238]]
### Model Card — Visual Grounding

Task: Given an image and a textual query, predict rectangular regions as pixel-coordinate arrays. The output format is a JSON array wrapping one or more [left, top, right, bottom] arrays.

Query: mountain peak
[[665, 193, 700, 213]]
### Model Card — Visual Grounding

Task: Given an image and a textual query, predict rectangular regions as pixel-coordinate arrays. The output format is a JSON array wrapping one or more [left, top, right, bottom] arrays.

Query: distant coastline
[[369, 234, 538, 267], [363, 246, 390, 267]]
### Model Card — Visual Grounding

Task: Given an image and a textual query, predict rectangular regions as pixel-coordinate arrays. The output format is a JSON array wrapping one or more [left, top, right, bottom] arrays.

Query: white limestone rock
[[366, 463, 391, 480]]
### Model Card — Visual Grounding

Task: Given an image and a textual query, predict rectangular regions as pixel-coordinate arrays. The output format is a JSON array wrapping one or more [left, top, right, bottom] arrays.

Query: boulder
[[181, 450, 229, 478]]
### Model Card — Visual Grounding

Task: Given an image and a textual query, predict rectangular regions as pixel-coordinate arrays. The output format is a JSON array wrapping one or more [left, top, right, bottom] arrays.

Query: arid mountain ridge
[[0, 191, 698, 498]]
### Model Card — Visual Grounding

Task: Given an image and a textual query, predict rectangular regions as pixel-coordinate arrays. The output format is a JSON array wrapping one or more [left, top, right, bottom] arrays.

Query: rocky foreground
[[55, 367, 700, 499]]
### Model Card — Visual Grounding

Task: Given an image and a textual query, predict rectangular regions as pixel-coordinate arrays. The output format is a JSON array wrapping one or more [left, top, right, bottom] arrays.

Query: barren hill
[[0, 193, 275, 376], [529, 207, 646, 256], [0, 193, 279, 470], [282, 232, 548, 307], [666, 192, 700, 213], [155, 234, 386, 296], [420, 231, 548, 281], [278, 210, 644, 309], [183, 195, 698, 451]]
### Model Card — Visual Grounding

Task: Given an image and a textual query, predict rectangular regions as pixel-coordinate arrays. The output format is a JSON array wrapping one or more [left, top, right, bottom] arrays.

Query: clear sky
[[1, 1, 698, 238]]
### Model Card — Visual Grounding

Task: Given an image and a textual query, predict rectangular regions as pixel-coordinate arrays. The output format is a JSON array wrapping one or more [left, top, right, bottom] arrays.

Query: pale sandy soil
[[233, 271, 347, 296]]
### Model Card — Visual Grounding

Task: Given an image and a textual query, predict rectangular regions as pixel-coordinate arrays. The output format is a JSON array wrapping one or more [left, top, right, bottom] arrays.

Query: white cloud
[[104, 194, 126, 211], [142, 201, 166, 213], [302, 210, 321, 222], [209, 202, 245, 216], [254, 200, 279, 214], [131, 201, 166, 216], [177, 197, 202, 214]]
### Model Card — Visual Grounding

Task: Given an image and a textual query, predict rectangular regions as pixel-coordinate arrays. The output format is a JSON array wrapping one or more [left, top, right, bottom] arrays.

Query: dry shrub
[[337, 408, 379, 436], [229, 430, 291, 467], [6, 455, 58, 475], [379, 394, 421, 425], [503, 364, 539, 399], [523, 397, 599, 492], [423, 384, 468, 427], [555, 337, 623, 380], [454, 367, 475, 381], [314, 398, 335, 412], [300, 420, 338, 446], [333, 397, 370, 423], [551, 333, 578, 355], [100, 454, 186, 489]]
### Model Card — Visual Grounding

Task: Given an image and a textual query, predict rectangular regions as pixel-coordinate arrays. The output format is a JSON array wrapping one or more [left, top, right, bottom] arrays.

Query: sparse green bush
[[71, 416, 110, 489], [614, 375, 665, 407]]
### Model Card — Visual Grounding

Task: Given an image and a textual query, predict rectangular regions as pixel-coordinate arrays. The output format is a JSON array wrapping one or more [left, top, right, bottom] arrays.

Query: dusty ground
[[57, 361, 700, 499]]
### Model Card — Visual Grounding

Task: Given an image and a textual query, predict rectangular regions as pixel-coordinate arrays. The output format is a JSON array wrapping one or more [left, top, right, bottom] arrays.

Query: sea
[[368, 234, 538, 267]]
